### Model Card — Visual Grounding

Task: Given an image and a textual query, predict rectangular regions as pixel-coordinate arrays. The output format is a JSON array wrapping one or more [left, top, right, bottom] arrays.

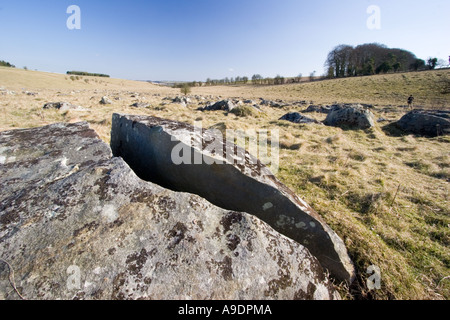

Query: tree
[[326, 67, 335, 79], [410, 59, 425, 71], [393, 62, 402, 72], [274, 75, 284, 85], [251, 74, 263, 84], [427, 57, 438, 70], [325, 44, 353, 78], [180, 83, 191, 95], [325, 43, 420, 77], [363, 58, 375, 75], [376, 61, 392, 74], [0, 60, 15, 68]]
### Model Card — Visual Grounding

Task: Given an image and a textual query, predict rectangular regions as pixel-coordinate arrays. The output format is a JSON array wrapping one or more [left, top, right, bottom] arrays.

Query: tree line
[[203, 73, 308, 86], [325, 43, 442, 78], [66, 71, 110, 78], [198, 43, 445, 87]]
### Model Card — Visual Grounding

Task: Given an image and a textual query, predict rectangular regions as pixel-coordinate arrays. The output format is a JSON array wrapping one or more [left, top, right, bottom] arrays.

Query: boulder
[[323, 104, 375, 129], [201, 100, 235, 112], [0, 122, 340, 300], [100, 96, 112, 105], [279, 112, 321, 124], [173, 96, 190, 106], [110, 114, 356, 283], [395, 110, 450, 137]]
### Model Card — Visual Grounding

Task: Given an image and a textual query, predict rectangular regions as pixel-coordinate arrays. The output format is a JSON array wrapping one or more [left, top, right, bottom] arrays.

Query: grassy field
[[1, 66, 449, 300]]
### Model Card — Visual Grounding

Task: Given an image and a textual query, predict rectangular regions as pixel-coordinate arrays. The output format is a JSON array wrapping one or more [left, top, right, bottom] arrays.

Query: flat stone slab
[[0, 122, 340, 300], [110, 114, 356, 283]]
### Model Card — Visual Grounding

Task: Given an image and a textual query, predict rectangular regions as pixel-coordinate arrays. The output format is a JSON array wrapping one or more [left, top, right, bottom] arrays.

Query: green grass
[[275, 124, 449, 299]]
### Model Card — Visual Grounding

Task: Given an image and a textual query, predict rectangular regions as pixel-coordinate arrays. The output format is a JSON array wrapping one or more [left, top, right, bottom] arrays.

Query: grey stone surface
[[324, 104, 375, 129], [100, 96, 112, 105], [279, 112, 322, 124], [110, 114, 356, 283], [173, 96, 190, 107], [395, 109, 450, 137], [201, 100, 235, 112], [260, 99, 286, 108], [0, 122, 340, 300], [304, 105, 332, 114]]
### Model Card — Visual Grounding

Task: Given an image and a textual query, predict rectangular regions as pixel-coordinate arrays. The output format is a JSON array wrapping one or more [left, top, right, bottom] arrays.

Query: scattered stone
[[110, 114, 356, 283], [395, 109, 450, 137], [100, 96, 112, 105], [173, 96, 191, 105], [0, 121, 340, 300], [43, 102, 87, 111], [130, 102, 150, 108], [23, 91, 38, 96], [279, 112, 321, 124], [0, 89, 15, 95], [323, 104, 375, 129], [200, 100, 235, 112], [293, 100, 309, 106], [260, 99, 286, 108]]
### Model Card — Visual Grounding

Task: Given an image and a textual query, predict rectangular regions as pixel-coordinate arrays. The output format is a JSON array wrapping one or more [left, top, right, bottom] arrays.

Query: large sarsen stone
[[110, 114, 356, 283], [0, 122, 340, 300]]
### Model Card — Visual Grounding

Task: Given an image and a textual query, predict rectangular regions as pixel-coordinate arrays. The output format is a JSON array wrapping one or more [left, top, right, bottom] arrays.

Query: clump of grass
[[229, 105, 261, 117]]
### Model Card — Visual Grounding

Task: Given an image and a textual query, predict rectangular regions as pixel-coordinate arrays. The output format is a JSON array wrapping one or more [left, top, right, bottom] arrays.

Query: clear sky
[[0, 0, 449, 81]]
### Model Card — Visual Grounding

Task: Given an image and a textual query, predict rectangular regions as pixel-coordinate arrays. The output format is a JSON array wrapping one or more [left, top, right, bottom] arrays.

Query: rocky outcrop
[[395, 110, 450, 137], [110, 114, 356, 283], [0, 122, 340, 300], [324, 104, 375, 129], [279, 112, 321, 124]]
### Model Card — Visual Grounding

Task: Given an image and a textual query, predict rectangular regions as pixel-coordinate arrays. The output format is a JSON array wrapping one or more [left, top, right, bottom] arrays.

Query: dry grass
[[1, 67, 449, 300]]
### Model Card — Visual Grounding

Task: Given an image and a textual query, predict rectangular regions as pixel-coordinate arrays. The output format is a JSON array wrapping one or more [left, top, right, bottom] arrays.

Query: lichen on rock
[[0, 121, 340, 300]]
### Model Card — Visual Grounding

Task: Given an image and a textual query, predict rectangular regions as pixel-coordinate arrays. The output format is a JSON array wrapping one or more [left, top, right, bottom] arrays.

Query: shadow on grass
[[380, 122, 408, 137]]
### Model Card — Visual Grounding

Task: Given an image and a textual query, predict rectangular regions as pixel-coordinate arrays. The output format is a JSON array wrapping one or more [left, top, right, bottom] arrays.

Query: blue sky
[[0, 0, 449, 81]]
